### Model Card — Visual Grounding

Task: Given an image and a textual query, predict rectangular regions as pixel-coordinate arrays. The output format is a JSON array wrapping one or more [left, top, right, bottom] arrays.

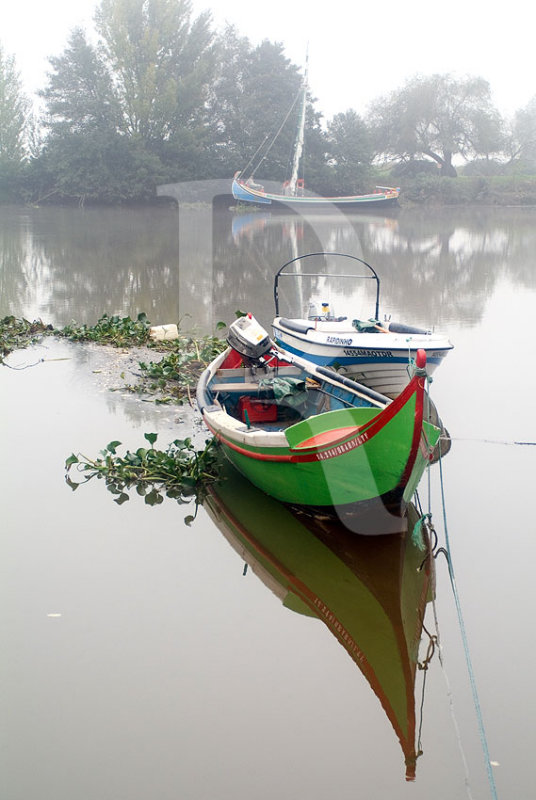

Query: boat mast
[[288, 53, 308, 196]]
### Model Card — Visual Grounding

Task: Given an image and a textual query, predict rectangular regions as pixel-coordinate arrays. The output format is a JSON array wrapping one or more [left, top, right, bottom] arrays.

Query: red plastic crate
[[238, 396, 277, 423]]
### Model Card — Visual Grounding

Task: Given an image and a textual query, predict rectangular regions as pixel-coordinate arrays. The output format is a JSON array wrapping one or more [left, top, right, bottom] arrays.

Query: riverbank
[[4, 174, 536, 210], [397, 174, 536, 206]]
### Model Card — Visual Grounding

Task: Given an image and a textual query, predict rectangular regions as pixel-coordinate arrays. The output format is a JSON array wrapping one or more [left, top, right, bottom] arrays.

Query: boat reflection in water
[[204, 461, 436, 781]]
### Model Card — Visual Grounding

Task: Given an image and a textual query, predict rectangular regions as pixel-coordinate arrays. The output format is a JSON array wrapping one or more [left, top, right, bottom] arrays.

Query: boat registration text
[[342, 348, 394, 358]]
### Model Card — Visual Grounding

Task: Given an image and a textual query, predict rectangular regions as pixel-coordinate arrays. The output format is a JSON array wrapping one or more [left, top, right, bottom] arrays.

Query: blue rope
[[437, 454, 499, 800]]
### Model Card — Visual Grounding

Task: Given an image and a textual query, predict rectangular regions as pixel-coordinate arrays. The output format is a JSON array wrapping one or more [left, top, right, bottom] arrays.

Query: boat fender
[[416, 349, 427, 371]]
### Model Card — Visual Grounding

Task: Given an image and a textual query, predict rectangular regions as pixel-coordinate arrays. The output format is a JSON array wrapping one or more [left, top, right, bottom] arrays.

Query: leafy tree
[[95, 0, 215, 142], [37, 1, 217, 199], [211, 33, 305, 181], [508, 96, 536, 168], [36, 130, 164, 204], [208, 31, 331, 190], [40, 27, 121, 136], [38, 27, 137, 203], [206, 25, 253, 174], [324, 110, 373, 193], [368, 73, 504, 176], [0, 45, 32, 198]]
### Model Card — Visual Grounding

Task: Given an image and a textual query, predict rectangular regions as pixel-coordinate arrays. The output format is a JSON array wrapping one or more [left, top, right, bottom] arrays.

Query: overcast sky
[[2, 0, 533, 120]]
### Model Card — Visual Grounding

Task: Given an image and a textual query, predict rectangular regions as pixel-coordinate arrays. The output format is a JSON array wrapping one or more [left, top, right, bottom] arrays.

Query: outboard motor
[[227, 314, 272, 362]]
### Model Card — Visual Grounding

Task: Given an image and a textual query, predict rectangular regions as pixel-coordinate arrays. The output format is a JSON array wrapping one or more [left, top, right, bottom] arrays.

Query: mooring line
[[450, 436, 536, 446], [422, 380, 499, 798], [431, 594, 476, 800], [436, 454, 500, 800]]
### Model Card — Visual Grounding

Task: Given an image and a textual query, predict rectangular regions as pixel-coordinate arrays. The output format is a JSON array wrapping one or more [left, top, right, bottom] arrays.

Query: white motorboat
[[272, 252, 453, 398]]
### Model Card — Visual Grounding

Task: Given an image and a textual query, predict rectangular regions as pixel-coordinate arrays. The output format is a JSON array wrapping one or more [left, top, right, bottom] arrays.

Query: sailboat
[[232, 59, 400, 210], [203, 459, 436, 780]]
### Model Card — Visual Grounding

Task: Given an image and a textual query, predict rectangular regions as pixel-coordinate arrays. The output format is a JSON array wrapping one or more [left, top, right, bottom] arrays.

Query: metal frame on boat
[[272, 252, 453, 397]]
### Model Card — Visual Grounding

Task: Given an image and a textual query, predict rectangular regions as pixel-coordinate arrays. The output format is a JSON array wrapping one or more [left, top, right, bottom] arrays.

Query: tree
[[368, 74, 504, 176], [509, 97, 536, 167], [209, 31, 330, 186], [40, 28, 121, 136], [95, 0, 215, 142], [325, 110, 373, 193], [0, 45, 31, 183], [210, 34, 304, 180], [37, 1, 218, 199], [37, 130, 164, 204]]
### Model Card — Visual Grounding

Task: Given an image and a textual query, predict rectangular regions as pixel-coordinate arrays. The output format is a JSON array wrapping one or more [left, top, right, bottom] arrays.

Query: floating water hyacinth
[[65, 433, 221, 509]]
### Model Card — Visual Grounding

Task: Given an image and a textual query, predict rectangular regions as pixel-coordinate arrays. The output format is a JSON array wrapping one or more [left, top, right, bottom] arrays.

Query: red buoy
[[416, 348, 427, 369]]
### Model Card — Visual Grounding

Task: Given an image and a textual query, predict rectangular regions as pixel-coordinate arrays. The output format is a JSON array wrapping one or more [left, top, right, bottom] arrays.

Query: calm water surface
[[2, 203, 535, 799]]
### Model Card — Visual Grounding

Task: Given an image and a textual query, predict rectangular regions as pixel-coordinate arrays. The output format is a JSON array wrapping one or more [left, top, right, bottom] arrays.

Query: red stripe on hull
[[204, 369, 425, 467]]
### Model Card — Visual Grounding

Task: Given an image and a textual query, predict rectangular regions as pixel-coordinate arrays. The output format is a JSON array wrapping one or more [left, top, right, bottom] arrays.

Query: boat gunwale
[[233, 177, 400, 204], [273, 318, 454, 353], [201, 348, 428, 466]]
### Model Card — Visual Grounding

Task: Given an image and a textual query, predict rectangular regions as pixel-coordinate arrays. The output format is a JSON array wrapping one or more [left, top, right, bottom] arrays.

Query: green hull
[[199, 330, 441, 516], [204, 462, 435, 780], [211, 381, 439, 513]]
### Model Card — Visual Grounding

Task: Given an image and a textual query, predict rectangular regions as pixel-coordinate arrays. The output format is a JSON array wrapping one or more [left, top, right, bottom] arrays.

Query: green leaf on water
[[65, 453, 79, 469], [106, 440, 122, 454], [64, 435, 220, 509], [145, 488, 161, 505], [114, 492, 130, 505]]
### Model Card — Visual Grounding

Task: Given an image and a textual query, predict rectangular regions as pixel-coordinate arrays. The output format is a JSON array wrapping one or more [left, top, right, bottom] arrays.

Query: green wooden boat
[[204, 461, 436, 780], [197, 315, 440, 522]]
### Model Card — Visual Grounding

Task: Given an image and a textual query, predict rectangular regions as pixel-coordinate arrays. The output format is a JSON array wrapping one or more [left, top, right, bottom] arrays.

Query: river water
[[1, 202, 535, 799]]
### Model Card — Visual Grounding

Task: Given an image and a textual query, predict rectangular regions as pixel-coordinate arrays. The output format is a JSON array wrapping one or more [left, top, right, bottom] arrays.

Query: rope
[[414, 505, 475, 799], [432, 594, 476, 800], [239, 132, 273, 180], [450, 436, 536, 446], [416, 620, 438, 758], [418, 377, 500, 800], [244, 87, 302, 178], [2, 357, 45, 370], [436, 454, 499, 800]]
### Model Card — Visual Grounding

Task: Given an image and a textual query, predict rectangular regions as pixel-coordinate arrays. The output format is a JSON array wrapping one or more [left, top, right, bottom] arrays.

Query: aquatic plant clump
[[65, 433, 221, 509], [2, 312, 228, 403], [58, 312, 153, 346], [134, 330, 227, 403], [0, 316, 54, 363]]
